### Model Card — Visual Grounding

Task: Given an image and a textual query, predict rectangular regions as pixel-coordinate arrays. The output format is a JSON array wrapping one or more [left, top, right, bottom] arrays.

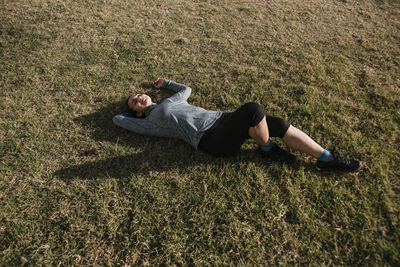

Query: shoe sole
[[316, 161, 363, 174]]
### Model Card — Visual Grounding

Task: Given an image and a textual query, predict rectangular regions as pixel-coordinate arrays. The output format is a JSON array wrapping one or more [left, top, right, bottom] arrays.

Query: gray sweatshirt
[[112, 80, 223, 150]]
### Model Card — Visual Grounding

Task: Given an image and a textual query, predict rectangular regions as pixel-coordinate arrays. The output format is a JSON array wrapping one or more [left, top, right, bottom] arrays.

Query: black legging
[[198, 102, 290, 157]]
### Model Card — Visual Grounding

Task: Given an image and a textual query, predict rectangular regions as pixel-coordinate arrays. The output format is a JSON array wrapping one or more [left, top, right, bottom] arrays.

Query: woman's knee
[[241, 102, 266, 127], [266, 115, 291, 138], [242, 102, 263, 113]]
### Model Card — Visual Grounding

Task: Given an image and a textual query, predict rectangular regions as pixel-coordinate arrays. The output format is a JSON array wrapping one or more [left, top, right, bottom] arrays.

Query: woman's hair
[[126, 91, 160, 118]]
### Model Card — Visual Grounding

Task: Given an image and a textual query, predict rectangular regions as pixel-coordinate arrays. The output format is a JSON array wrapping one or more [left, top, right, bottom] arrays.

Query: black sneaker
[[257, 144, 298, 165], [316, 152, 362, 173]]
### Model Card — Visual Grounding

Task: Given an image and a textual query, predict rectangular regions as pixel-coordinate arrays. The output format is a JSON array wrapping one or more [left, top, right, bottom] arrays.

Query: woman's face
[[128, 94, 152, 115]]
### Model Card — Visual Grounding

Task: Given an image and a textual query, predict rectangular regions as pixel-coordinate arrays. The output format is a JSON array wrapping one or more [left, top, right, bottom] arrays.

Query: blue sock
[[318, 149, 334, 162], [260, 140, 276, 151]]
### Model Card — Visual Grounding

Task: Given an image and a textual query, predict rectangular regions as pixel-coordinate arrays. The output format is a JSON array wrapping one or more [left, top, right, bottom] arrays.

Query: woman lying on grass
[[113, 78, 362, 173]]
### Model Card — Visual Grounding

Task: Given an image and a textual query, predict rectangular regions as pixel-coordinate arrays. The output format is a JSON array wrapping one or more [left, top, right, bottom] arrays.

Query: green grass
[[1, 0, 399, 265]]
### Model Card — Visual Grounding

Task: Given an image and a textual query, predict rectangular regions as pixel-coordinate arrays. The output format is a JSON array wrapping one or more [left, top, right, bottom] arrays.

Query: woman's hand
[[153, 78, 165, 89]]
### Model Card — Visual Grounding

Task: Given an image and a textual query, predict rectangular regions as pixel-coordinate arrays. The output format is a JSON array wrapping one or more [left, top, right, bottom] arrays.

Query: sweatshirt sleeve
[[162, 79, 192, 102], [112, 113, 176, 138]]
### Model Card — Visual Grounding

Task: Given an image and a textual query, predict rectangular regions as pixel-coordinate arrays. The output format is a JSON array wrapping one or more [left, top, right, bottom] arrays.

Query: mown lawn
[[1, 0, 399, 265]]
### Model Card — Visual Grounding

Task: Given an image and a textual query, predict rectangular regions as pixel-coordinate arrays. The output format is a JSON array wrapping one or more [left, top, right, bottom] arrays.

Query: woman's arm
[[112, 113, 176, 138], [154, 78, 192, 102]]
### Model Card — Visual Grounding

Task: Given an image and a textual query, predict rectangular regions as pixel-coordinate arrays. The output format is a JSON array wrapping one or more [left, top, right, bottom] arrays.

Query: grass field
[[1, 0, 399, 265]]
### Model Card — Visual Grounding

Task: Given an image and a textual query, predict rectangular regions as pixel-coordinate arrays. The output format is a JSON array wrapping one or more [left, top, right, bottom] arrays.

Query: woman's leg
[[282, 126, 324, 158], [282, 125, 362, 172], [248, 111, 362, 172], [249, 117, 324, 158], [249, 116, 297, 164], [248, 116, 271, 146]]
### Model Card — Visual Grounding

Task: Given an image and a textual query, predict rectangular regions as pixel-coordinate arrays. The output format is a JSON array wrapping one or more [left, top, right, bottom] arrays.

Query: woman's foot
[[257, 144, 298, 165], [316, 152, 362, 173]]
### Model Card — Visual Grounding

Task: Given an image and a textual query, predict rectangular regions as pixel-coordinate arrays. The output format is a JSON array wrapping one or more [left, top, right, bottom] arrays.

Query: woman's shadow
[[53, 100, 261, 181]]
